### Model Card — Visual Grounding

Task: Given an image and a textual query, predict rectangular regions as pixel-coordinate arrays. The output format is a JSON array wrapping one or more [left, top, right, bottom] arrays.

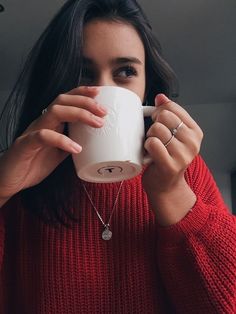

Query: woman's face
[[82, 19, 146, 102]]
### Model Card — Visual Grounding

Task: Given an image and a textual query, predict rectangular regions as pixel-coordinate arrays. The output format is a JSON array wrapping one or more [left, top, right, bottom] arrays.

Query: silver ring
[[164, 121, 184, 147], [171, 121, 183, 136], [42, 108, 48, 115], [164, 134, 175, 147]]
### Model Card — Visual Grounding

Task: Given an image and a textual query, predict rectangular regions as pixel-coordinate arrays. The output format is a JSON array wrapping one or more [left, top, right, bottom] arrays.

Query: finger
[[146, 122, 172, 146], [44, 104, 105, 128], [166, 130, 202, 158], [147, 120, 189, 149], [31, 103, 106, 133], [153, 94, 199, 130], [153, 110, 188, 143], [147, 117, 202, 155], [144, 136, 196, 177], [18, 129, 83, 154], [26, 110, 105, 139], [144, 136, 173, 167], [154, 93, 170, 106], [67, 85, 99, 97], [51, 93, 107, 116]]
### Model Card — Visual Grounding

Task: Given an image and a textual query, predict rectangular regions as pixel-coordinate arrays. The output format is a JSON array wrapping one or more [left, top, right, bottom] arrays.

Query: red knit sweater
[[0, 155, 236, 313]]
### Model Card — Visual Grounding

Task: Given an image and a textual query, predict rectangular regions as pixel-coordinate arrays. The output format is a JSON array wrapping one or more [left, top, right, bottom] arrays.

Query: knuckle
[[158, 109, 171, 121], [77, 107, 87, 118], [198, 128, 204, 141], [145, 137, 158, 150], [187, 129, 202, 155], [14, 136, 24, 146], [193, 142, 201, 155], [189, 139, 200, 157], [148, 122, 159, 134], [182, 155, 193, 168], [148, 122, 167, 137], [49, 104, 60, 116], [70, 86, 81, 94], [34, 129, 48, 141], [56, 93, 66, 104], [86, 97, 97, 110], [75, 95, 94, 111]]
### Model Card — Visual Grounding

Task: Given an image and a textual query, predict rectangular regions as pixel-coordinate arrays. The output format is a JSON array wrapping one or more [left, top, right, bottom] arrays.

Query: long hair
[[0, 0, 178, 224]]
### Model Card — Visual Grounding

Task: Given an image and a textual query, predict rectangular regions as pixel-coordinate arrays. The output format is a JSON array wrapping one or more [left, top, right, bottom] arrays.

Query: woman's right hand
[[0, 86, 107, 207]]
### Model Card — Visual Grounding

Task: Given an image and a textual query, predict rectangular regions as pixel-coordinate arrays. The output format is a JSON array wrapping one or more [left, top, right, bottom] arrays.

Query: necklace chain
[[82, 181, 124, 240]]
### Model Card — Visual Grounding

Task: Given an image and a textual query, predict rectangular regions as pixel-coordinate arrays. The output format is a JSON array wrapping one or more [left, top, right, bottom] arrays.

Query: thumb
[[154, 93, 171, 107]]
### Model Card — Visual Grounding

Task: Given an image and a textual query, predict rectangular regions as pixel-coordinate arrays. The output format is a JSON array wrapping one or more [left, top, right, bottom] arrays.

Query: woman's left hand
[[142, 94, 203, 226]]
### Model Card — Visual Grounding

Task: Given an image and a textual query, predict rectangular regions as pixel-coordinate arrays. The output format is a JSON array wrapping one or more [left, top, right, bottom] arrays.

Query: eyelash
[[80, 65, 138, 84], [113, 66, 138, 79]]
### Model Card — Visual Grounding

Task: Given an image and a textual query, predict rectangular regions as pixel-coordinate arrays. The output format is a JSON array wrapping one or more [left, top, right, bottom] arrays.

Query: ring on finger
[[164, 134, 175, 147], [164, 121, 184, 147], [171, 121, 184, 136]]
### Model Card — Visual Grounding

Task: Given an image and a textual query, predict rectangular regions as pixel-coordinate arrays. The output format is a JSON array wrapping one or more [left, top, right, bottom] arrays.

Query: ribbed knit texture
[[0, 155, 236, 313]]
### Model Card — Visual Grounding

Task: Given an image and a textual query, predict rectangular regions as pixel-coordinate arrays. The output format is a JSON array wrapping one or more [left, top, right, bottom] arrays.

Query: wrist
[[146, 179, 196, 226]]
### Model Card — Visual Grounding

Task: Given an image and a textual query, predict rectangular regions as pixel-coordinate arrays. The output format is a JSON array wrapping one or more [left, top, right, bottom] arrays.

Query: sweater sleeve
[[156, 155, 236, 313]]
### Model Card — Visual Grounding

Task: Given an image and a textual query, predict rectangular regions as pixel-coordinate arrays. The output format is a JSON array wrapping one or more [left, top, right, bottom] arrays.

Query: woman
[[0, 0, 235, 313]]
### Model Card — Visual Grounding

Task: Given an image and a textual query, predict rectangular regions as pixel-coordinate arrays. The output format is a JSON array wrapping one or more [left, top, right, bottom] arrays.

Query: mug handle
[[142, 106, 156, 165], [143, 105, 156, 118]]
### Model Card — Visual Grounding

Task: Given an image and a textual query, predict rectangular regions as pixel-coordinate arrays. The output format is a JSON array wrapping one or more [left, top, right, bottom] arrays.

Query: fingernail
[[70, 142, 82, 153], [98, 105, 107, 114], [155, 94, 170, 106], [93, 115, 104, 125]]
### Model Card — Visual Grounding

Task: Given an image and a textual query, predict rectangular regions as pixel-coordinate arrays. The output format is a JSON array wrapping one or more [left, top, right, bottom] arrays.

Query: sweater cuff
[[156, 196, 211, 247]]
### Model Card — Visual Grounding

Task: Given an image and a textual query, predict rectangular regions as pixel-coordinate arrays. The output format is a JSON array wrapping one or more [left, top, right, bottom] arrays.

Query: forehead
[[82, 19, 145, 61]]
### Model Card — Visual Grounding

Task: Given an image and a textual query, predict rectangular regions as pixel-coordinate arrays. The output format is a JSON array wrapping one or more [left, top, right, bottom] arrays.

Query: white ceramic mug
[[69, 86, 155, 183]]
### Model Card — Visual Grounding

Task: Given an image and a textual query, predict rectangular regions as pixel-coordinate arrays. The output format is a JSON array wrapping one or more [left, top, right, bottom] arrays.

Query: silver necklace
[[82, 181, 124, 241]]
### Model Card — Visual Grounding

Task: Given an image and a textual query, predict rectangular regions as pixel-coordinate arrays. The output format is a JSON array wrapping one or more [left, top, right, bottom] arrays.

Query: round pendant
[[102, 228, 112, 240]]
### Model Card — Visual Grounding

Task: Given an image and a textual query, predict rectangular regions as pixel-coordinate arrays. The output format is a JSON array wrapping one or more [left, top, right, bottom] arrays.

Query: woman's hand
[[0, 86, 107, 206], [142, 94, 203, 226]]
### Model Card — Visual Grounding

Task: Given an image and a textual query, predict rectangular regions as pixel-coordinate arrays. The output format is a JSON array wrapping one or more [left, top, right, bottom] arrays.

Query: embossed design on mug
[[85, 105, 117, 135]]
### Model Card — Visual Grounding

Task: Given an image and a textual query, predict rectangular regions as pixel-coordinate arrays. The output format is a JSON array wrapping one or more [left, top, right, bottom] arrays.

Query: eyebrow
[[112, 57, 143, 65], [82, 56, 143, 66]]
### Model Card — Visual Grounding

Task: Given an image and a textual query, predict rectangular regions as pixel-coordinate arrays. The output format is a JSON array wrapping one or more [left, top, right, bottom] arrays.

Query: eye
[[114, 66, 138, 79]]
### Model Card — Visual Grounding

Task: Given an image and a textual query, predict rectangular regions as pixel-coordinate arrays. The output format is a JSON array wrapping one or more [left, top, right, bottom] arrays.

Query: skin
[[0, 20, 203, 226]]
